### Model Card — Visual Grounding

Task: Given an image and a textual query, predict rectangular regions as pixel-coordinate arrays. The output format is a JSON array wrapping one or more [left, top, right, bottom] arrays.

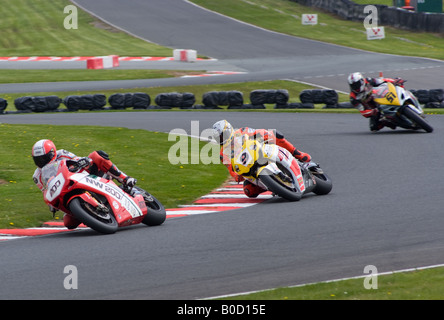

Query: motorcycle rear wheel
[[402, 107, 433, 133], [69, 197, 118, 234], [259, 169, 302, 201]]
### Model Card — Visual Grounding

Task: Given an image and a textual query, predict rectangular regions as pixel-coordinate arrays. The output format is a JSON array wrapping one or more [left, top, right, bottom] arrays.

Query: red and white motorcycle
[[41, 159, 166, 234]]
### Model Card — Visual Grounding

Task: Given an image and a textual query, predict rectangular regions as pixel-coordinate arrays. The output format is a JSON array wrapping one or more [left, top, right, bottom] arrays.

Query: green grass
[[191, 0, 444, 60], [0, 124, 227, 229], [219, 266, 444, 299], [0, 0, 172, 56], [0, 69, 206, 84]]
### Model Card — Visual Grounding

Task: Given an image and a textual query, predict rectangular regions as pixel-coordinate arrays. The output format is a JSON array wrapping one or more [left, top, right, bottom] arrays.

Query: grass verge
[[0, 69, 206, 84], [218, 266, 444, 300], [0, 0, 172, 57], [0, 123, 227, 229]]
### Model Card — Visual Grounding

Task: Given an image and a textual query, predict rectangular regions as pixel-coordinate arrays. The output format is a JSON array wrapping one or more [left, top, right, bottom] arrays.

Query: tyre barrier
[[108, 92, 151, 109], [410, 89, 444, 108], [0, 98, 7, 113], [299, 89, 343, 109], [14, 96, 62, 113], [154, 92, 195, 109], [1, 88, 443, 114], [202, 91, 244, 109], [64, 94, 107, 111]]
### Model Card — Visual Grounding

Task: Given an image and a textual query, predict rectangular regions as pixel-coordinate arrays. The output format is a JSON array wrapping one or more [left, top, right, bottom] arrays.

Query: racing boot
[[380, 117, 396, 130], [370, 114, 396, 132], [63, 213, 81, 230], [274, 133, 311, 162], [293, 149, 311, 162]]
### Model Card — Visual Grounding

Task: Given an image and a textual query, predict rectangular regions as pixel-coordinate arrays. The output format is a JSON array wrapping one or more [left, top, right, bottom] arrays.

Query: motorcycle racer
[[212, 120, 311, 198], [348, 72, 405, 131], [31, 139, 137, 229]]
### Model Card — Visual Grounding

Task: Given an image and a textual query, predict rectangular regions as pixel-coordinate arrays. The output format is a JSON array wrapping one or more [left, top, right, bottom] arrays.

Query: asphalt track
[[1, 0, 444, 300]]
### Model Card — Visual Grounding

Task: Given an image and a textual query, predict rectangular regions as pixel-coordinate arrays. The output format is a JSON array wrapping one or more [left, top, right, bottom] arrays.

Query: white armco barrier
[[173, 49, 197, 62], [86, 55, 119, 69]]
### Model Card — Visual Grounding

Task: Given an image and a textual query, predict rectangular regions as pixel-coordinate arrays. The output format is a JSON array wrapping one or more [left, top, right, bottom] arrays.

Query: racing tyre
[[69, 197, 118, 234], [402, 107, 433, 133], [133, 187, 166, 226], [259, 168, 302, 201], [312, 172, 333, 195]]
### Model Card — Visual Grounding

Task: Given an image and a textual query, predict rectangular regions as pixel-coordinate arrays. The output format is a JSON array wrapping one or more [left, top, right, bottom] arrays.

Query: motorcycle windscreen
[[41, 160, 62, 187]]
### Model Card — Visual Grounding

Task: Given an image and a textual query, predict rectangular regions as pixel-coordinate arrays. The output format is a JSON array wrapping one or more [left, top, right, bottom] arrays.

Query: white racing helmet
[[212, 120, 234, 145], [348, 72, 366, 94]]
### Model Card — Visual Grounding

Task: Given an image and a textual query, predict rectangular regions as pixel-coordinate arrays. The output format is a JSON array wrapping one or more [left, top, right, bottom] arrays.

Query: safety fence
[[1, 88, 443, 114], [289, 0, 444, 33]]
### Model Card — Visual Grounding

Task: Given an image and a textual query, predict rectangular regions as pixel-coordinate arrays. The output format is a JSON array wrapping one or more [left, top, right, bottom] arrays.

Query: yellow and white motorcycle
[[230, 133, 332, 201], [372, 82, 433, 133]]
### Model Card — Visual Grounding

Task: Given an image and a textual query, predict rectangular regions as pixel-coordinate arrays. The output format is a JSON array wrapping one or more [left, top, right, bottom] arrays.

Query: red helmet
[[32, 139, 57, 168]]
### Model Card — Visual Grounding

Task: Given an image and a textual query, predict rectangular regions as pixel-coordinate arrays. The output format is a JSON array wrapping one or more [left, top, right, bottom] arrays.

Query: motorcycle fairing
[[256, 145, 305, 193], [69, 172, 144, 225], [373, 82, 423, 114], [44, 173, 66, 203], [373, 82, 400, 106]]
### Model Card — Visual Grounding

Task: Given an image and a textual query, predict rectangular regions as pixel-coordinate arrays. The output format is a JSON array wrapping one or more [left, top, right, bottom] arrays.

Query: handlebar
[[66, 159, 81, 172]]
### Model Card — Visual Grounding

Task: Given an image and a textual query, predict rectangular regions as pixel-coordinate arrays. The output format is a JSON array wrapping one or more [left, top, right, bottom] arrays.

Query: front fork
[[301, 161, 328, 192], [68, 191, 109, 213]]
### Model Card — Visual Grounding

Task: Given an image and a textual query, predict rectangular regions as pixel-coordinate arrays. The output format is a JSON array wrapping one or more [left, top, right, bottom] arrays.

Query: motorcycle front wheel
[[259, 168, 302, 201], [309, 165, 333, 195], [312, 172, 333, 195], [69, 197, 118, 234], [132, 187, 166, 226], [402, 107, 433, 133]]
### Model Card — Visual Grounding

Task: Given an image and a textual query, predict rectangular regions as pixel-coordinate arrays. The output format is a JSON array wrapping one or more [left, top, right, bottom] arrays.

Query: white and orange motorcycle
[[230, 132, 332, 201]]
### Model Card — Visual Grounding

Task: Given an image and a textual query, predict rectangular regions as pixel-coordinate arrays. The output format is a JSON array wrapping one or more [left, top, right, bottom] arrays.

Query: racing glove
[[123, 176, 137, 188], [76, 157, 92, 169], [393, 78, 405, 87], [67, 157, 92, 172]]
